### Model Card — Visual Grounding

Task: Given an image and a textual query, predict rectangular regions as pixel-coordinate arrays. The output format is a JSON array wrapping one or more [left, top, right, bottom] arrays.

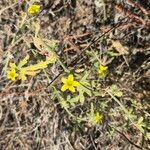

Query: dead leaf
[[32, 21, 41, 37], [52, 0, 61, 9], [33, 37, 46, 55], [33, 36, 57, 55], [109, 40, 129, 55], [20, 100, 28, 114], [33, 36, 57, 63]]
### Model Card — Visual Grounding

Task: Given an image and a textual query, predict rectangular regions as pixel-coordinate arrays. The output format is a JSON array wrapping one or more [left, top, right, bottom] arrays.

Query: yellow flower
[[98, 65, 108, 77], [9, 62, 17, 69], [7, 55, 52, 81], [7, 68, 18, 81], [94, 112, 103, 124], [61, 74, 79, 92], [28, 4, 41, 15]]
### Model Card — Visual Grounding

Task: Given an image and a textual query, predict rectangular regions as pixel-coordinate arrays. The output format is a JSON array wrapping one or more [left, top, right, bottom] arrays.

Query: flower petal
[[9, 63, 17, 68], [61, 77, 67, 83], [73, 81, 79, 87], [94, 112, 103, 124], [61, 85, 68, 91], [28, 4, 41, 15], [68, 74, 74, 82], [69, 86, 75, 93], [99, 65, 108, 71]]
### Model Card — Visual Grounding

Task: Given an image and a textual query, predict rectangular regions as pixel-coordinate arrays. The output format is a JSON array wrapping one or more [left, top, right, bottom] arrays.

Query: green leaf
[[146, 132, 150, 140], [107, 50, 119, 57], [60, 100, 69, 109], [75, 72, 92, 105], [49, 39, 57, 50], [9, 63, 17, 68], [137, 117, 144, 124], [136, 124, 144, 133], [86, 50, 99, 63], [79, 91, 85, 105], [110, 84, 123, 97], [54, 87, 69, 109], [79, 72, 92, 96], [80, 72, 89, 81], [18, 55, 29, 69], [77, 84, 92, 97], [67, 95, 79, 106]]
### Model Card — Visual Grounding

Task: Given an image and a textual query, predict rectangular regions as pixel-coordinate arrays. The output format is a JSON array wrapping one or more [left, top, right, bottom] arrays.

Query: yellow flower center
[[7, 68, 18, 81], [10, 71, 16, 77], [66, 80, 73, 86]]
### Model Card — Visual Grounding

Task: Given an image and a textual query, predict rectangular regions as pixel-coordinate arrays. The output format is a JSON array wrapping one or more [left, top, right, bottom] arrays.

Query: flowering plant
[[28, 4, 41, 15], [7, 55, 55, 81]]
